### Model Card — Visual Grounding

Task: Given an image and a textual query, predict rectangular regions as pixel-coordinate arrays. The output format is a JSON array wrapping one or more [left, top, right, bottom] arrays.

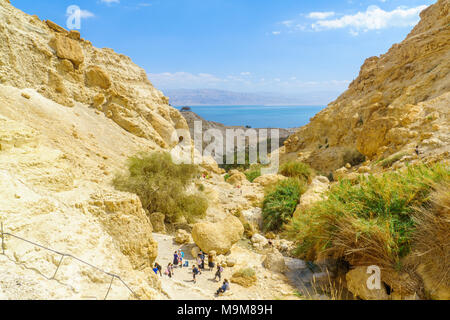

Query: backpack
[[219, 266, 224, 273]]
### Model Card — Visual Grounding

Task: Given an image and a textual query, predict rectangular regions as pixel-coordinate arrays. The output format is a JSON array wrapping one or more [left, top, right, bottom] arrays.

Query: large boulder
[[346, 267, 389, 300], [149, 212, 166, 233], [226, 170, 247, 185], [175, 229, 192, 244], [251, 234, 268, 248], [263, 249, 286, 273], [191, 215, 244, 254]]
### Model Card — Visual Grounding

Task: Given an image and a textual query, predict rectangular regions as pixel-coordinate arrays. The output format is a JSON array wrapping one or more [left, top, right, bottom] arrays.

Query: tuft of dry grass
[[411, 182, 450, 298], [279, 161, 314, 183]]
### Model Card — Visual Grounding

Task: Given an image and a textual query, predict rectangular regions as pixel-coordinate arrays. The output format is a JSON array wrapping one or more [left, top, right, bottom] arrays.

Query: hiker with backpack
[[214, 265, 224, 282], [192, 265, 200, 284]]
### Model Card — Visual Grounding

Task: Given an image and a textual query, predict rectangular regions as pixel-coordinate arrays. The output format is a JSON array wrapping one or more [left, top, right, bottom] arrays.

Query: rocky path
[[152, 233, 314, 300]]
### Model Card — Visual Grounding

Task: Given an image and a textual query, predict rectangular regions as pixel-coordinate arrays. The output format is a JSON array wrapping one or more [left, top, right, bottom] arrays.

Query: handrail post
[[1, 222, 4, 255], [51, 255, 65, 280], [104, 276, 114, 300]]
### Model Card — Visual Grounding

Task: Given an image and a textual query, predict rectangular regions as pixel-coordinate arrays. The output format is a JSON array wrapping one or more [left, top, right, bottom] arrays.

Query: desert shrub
[[113, 152, 208, 223], [231, 268, 257, 287], [379, 152, 408, 168], [262, 178, 306, 232], [224, 173, 231, 182], [245, 164, 262, 182], [343, 148, 366, 167], [288, 163, 449, 270], [279, 161, 314, 183]]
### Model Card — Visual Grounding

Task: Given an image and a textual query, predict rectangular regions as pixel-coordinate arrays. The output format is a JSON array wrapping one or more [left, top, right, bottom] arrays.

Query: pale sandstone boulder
[[346, 267, 389, 300], [253, 174, 286, 187], [150, 212, 166, 233], [251, 234, 268, 247], [50, 34, 84, 68], [226, 170, 247, 185], [191, 215, 244, 254], [263, 249, 286, 273], [226, 257, 237, 267], [175, 229, 192, 244]]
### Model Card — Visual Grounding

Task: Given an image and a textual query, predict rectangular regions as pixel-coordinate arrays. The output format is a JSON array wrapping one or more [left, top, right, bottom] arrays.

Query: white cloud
[[307, 11, 335, 20], [272, 31, 281, 35], [311, 5, 428, 33], [79, 10, 95, 19]]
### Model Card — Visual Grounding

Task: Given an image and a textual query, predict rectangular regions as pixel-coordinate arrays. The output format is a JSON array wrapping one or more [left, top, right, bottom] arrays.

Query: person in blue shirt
[[216, 279, 230, 295], [178, 249, 185, 268]]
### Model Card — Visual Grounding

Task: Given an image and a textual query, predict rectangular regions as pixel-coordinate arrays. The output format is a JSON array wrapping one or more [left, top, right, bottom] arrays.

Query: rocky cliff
[[0, 0, 197, 299], [282, 0, 449, 173]]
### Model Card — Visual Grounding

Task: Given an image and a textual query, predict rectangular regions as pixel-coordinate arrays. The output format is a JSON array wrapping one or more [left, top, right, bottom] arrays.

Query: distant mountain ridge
[[163, 88, 342, 106]]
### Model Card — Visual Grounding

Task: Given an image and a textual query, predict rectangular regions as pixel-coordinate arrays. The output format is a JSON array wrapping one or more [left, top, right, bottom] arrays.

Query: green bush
[[234, 267, 256, 278], [113, 152, 208, 223], [279, 161, 313, 183], [245, 164, 262, 182], [289, 163, 449, 269], [262, 178, 306, 232]]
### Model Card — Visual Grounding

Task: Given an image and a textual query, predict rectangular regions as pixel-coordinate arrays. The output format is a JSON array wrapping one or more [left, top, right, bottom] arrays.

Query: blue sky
[[13, 0, 435, 100]]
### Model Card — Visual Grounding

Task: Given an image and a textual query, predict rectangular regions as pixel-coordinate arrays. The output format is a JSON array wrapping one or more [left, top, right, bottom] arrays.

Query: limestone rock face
[[0, 1, 190, 149], [81, 192, 158, 270], [346, 267, 389, 300], [191, 216, 244, 254], [0, 0, 211, 299], [282, 0, 450, 172]]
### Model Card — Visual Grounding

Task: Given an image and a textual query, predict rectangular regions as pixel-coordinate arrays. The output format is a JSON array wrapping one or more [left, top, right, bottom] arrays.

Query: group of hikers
[[152, 248, 230, 296]]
